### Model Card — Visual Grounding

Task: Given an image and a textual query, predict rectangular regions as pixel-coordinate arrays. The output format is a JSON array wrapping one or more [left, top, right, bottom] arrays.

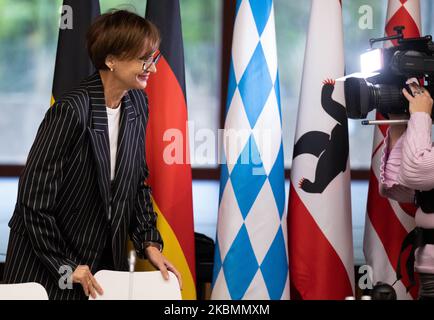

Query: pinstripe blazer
[[3, 72, 163, 300]]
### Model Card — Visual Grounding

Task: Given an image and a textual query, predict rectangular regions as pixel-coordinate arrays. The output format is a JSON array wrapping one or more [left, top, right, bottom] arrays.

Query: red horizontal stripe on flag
[[288, 184, 353, 300]]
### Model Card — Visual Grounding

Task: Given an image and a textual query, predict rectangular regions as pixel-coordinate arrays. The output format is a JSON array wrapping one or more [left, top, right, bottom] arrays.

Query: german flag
[[136, 0, 196, 299], [51, 0, 100, 105]]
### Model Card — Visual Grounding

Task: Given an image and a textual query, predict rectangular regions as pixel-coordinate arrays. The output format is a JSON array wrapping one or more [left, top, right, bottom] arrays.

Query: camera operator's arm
[[397, 85, 434, 191], [379, 122, 415, 203], [388, 114, 408, 149]]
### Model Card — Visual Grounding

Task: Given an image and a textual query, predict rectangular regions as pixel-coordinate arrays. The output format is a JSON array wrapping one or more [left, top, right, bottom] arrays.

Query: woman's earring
[[110, 67, 114, 72]]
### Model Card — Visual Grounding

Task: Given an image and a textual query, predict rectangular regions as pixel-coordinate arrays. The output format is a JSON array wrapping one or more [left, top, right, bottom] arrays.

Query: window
[[181, 0, 222, 168], [0, 0, 62, 163]]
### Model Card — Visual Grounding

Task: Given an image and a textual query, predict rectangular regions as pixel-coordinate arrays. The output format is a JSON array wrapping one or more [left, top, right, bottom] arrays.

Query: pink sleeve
[[379, 128, 414, 203], [398, 112, 434, 191]]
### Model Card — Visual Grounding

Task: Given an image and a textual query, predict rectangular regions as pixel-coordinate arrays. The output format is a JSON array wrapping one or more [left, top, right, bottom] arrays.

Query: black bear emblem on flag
[[293, 79, 349, 194]]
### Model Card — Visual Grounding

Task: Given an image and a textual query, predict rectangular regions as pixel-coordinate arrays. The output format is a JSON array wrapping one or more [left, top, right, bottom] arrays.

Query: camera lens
[[344, 77, 407, 118], [344, 77, 373, 119], [375, 83, 406, 114]]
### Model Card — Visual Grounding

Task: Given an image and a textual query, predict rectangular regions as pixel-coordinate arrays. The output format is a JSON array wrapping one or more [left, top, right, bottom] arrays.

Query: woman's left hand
[[145, 245, 183, 290], [402, 82, 433, 115]]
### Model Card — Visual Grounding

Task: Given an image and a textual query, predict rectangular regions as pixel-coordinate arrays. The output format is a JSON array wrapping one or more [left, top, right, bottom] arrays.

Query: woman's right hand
[[402, 82, 433, 115], [71, 265, 104, 299]]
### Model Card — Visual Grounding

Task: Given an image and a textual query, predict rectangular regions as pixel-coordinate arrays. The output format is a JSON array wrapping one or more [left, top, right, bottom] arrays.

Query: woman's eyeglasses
[[142, 52, 162, 72]]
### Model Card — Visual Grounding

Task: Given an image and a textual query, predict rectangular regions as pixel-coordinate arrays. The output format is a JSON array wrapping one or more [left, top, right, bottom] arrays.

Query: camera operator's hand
[[402, 83, 433, 115]]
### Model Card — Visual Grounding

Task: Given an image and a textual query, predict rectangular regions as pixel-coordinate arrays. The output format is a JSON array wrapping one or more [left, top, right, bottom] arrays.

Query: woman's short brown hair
[[87, 9, 160, 70]]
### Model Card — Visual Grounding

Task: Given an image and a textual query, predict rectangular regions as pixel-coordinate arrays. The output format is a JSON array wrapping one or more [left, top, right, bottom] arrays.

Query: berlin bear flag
[[287, 0, 354, 299], [364, 0, 421, 300], [211, 0, 289, 300]]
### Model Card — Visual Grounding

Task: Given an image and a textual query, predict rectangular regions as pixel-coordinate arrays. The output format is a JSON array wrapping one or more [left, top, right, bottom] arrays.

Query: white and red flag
[[287, 0, 354, 299], [363, 0, 421, 300]]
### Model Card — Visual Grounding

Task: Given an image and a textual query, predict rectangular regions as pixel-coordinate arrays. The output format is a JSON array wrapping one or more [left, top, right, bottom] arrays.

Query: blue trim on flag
[[231, 135, 267, 219], [249, 0, 272, 36], [238, 43, 273, 128], [226, 59, 238, 115], [268, 144, 285, 218], [274, 71, 282, 124], [223, 224, 259, 299], [261, 227, 288, 299]]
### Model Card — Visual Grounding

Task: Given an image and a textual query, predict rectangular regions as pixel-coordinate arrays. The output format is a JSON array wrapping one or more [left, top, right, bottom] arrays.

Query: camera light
[[360, 49, 383, 74]]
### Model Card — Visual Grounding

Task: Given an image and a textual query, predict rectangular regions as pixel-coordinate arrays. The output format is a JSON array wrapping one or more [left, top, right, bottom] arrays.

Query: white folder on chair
[[89, 270, 181, 300]]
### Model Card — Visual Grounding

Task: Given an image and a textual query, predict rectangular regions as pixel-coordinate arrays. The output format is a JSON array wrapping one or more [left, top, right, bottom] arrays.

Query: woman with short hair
[[3, 9, 181, 300]]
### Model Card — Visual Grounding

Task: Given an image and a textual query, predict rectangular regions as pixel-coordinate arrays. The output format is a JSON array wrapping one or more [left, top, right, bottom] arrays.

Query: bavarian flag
[[137, 0, 197, 299], [51, 0, 100, 106]]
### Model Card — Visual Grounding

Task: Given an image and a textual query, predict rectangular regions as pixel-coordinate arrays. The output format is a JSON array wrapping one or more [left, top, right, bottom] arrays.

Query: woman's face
[[110, 45, 158, 90]]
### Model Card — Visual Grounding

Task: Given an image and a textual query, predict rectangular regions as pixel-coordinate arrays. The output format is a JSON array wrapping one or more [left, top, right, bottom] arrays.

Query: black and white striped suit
[[3, 72, 163, 300]]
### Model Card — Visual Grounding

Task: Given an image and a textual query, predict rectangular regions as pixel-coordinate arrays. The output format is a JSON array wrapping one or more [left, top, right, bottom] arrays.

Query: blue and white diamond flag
[[211, 0, 289, 300]]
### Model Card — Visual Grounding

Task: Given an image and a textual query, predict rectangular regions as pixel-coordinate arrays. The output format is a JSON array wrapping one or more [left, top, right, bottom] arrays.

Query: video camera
[[344, 26, 434, 119]]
